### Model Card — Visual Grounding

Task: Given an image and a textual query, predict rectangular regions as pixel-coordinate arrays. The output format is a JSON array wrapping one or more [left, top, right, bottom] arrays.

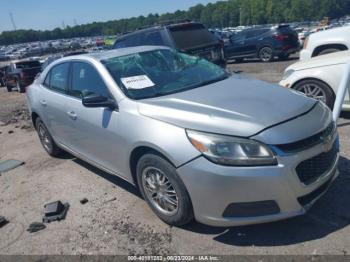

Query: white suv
[[300, 26, 350, 60]]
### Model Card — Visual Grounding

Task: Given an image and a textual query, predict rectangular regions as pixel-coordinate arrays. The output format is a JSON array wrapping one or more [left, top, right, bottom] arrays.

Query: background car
[[300, 26, 350, 60], [113, 20, 226, 67], [5, 59, 42, 92], [280, 50, 350, 110], [224, 25, 300, 62]]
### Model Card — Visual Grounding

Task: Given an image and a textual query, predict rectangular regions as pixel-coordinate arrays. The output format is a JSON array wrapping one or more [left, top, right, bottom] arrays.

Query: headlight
[[282, 69, 295, 81], [186, 130, 277, 166]]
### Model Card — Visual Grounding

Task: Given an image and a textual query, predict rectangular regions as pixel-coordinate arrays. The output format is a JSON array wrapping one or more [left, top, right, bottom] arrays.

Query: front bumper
[[177, 138, 339, 227]]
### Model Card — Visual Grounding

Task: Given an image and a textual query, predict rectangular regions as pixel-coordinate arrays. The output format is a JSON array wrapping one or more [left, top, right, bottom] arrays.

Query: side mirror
[[82, 94, 117, 110]]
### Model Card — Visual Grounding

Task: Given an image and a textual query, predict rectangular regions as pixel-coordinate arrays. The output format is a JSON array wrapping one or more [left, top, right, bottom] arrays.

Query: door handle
[[40, 100, 47, 106], [67, 111, 77, 120]]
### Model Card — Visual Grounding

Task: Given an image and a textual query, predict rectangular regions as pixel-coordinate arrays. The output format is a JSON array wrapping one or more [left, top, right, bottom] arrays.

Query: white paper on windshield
[[121, 75, 155, 90]]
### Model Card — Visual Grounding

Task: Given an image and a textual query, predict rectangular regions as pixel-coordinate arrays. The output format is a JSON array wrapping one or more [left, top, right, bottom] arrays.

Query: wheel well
[[31, 112, 39, 128], [129, 146, 175, 186], [291, 78, 335, 99], [312, 44, 348, 57]]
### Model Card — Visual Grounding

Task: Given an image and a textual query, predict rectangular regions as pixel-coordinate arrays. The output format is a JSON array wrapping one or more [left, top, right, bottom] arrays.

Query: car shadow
[[227, 56, 299, 65], [65, 157, 142, 199], [181, 155, 350, 247]]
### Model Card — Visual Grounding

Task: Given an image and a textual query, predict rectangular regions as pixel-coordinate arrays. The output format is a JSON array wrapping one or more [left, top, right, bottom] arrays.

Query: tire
[[318, 48, 341, 56], [19, 84, 26, 93], [35, 117, 63, 157], [136, 153, 194, 226], [6, 85, 12, 92], [293, 79, 335, 109], [259, 46, 274, 62]]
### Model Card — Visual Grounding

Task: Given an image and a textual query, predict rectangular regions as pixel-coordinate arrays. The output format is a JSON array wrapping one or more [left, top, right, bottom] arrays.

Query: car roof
[[287, 50, 350, 71], [46, 46, 171, 67]]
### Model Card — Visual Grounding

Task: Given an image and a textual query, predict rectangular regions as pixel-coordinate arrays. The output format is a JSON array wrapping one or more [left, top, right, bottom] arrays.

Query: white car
[[300, 26, 350, 60], [280, 50, 350, 111]]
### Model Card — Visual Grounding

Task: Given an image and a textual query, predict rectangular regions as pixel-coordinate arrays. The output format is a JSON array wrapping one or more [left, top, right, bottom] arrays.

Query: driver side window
[[70, 62, 111, 99]]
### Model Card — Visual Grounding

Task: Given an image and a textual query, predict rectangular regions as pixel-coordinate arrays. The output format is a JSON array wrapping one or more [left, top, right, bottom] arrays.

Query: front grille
[[276, 121, 335, 153], [296, 142, 338, 185]]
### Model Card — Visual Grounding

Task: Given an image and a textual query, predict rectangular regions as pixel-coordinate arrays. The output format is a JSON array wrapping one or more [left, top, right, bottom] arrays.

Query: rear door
[[244, 29, 269, 55], [38, 62, 71, 145], [225, 31, 247, 58]]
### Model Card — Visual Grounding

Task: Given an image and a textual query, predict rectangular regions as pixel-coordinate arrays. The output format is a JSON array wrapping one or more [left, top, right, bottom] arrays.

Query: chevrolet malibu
[[27, 46, 339, 227]]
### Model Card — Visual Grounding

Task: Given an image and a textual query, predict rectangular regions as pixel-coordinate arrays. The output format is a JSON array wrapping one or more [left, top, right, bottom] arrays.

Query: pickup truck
[[5, 60, 42, 93]]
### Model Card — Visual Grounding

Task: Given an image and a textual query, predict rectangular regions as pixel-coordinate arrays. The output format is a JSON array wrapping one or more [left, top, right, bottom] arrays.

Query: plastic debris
[[43, 201, 69, 223], [27, 222, 46, 233], [80, 198, 89, 205], [0, 159, 25, 174], [0, 216, 9, 228]]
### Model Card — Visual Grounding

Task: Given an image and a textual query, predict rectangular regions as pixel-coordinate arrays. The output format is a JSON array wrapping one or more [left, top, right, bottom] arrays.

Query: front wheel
[[136, 153, 194, 226], [259, 47, 274, 62], [293, 79, 335, 109]]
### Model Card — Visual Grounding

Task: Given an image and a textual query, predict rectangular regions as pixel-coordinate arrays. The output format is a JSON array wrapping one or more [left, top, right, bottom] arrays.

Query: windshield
[[169, 24, 218, 50], [103, 49, 228, 100]]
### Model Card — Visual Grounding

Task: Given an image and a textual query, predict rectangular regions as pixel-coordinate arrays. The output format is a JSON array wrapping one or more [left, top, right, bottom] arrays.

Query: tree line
[[1, 0, 350, 45]]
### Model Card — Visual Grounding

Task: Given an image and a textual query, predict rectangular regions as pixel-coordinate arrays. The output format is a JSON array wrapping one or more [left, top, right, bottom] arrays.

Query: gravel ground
[[0, 58, 350, 256]]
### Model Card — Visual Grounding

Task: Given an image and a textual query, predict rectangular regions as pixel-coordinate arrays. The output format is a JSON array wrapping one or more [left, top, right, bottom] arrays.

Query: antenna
[[9, 12, 17, 31]]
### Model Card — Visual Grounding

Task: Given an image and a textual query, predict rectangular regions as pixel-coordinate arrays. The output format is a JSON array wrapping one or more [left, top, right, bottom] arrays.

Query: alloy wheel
[[295, 83, 327, 104], [141, 167, 179, 216], [38, 124, 52, 153], [260, 47, 273, 62]]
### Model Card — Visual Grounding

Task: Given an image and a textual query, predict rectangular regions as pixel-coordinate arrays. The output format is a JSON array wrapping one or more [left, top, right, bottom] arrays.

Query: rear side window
[[70, 62, 111, 99], [49, 63, 69, 93], [169, 24, 217, 49], [141, 31, 164, 46], [114, 35, 140, 48]]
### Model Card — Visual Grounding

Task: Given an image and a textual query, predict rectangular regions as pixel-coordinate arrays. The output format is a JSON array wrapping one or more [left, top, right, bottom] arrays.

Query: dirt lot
[[0, 58, 350, 256]]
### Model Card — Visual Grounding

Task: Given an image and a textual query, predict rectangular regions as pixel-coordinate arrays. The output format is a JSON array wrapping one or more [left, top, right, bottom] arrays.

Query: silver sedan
[[27, 46, 339, 227]]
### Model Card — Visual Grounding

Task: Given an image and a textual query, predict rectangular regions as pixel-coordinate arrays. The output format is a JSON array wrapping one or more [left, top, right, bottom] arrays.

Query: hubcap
[[38, 124, 52, 152], [260, 48, 272, 61], [141, 167, 178, 216], [295, 84, 327, 104]]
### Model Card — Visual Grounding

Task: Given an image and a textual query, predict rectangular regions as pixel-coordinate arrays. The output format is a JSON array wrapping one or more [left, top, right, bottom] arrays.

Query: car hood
[[287, 50, 350, 71], [138, 75, 317, 137]]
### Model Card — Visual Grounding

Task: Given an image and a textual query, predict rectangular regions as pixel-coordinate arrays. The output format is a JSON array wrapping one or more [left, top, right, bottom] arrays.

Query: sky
[[0, 0, 218, 32]]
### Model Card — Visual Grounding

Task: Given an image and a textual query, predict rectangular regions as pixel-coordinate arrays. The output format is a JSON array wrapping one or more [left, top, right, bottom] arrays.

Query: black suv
[[225, 25, 300, 62], [113, 20, 226, 67]]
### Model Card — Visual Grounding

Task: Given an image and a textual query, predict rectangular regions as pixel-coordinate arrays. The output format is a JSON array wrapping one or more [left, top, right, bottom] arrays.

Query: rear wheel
[[259, 47, 274, 62], [136, 153, 194, 226], [6, 84, 12, 92], [293, 79, 335, 109], [35, 117, 63, 157]]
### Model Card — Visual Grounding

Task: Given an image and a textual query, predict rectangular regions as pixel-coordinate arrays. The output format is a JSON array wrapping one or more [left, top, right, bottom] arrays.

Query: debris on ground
[[80, 198, 89, 205], [4, 106, 31, 126], [43, 200, 69, 223], [27, 222, 46, 233], [103, 197, 117, 204], [8, 130, 14, 134], [0, 216, 9, 228], [0, 159, 25, 174]]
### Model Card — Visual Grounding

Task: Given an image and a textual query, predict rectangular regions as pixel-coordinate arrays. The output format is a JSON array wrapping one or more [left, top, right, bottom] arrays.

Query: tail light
[[273, 34, 289, 41]]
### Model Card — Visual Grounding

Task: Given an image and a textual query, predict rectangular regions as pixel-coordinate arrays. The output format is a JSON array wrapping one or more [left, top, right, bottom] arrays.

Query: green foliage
[[1, 0, 350, 45]]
